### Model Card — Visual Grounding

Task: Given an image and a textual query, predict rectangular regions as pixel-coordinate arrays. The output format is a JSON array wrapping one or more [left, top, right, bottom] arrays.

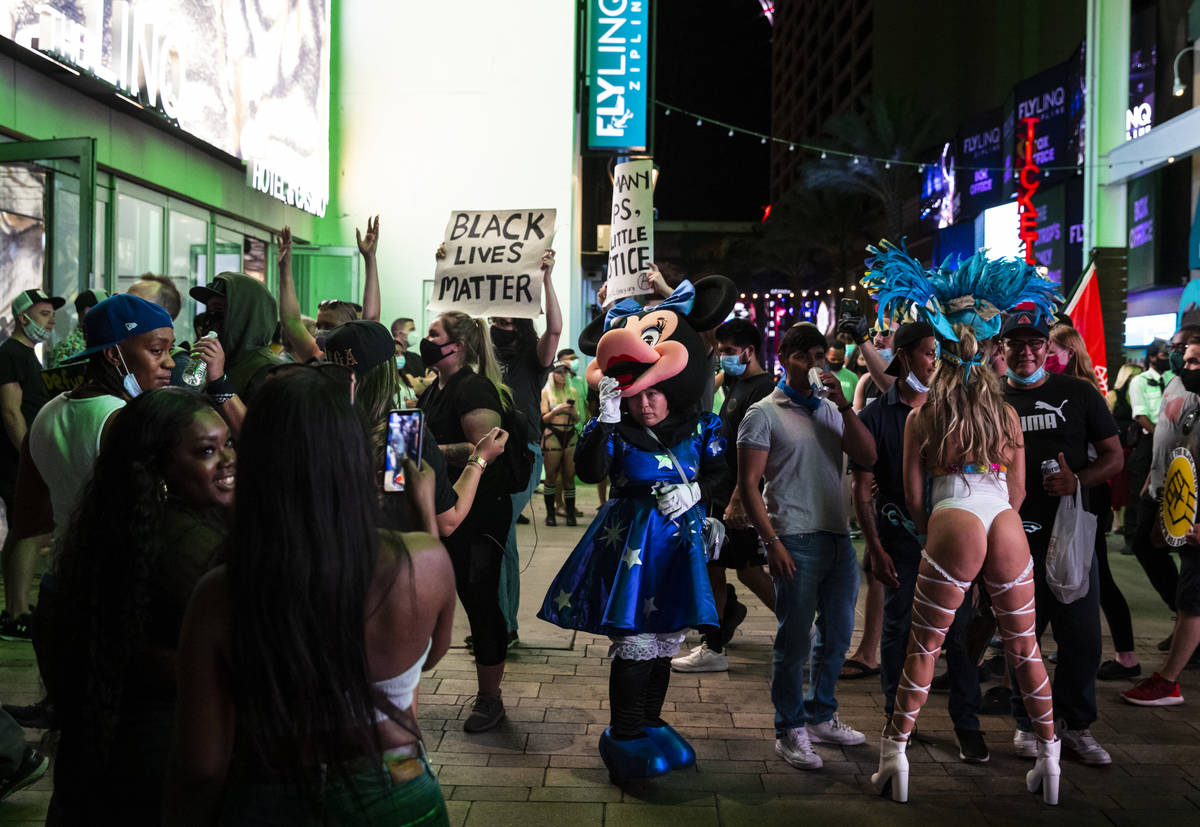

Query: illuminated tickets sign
[[2, 1, 331, 212], [1017, 117, 1041, 266], [586, 0, 650, 152]]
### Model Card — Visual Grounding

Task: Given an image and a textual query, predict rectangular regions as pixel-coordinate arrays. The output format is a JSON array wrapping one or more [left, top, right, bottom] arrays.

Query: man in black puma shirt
[[1001, 313, 1122, 767]]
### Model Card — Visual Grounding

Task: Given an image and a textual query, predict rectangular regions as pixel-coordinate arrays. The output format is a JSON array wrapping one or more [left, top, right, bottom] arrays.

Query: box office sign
[[586, 0, 650, 152], [3, 1, 331, 215]]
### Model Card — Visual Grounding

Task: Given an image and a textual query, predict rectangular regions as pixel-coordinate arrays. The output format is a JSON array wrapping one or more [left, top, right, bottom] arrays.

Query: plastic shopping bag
[[1045, 481, 1097, 604]]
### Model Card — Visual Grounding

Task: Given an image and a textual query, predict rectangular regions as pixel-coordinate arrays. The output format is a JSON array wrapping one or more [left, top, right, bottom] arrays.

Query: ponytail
[[438, 311, 514, 412]]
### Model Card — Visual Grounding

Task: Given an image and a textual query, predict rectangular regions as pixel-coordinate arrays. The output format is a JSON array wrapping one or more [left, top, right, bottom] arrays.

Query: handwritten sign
[[428, 209, 557, 319], [606, 158, 654, 304], [42, 362, 88, 398]]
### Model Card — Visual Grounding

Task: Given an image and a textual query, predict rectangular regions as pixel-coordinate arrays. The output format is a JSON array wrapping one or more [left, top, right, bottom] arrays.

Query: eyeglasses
[[1004, 338, 1047, 354]]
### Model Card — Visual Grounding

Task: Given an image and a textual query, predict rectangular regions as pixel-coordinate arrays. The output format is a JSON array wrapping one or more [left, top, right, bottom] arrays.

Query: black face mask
[[1152, 356, 1170, 374], [419, 337, 451, 368], [490, 327, 518, 349], [827, 361, 844, 373], [1180, 368, 1200, 395], [1171, 351, 1186, 375]]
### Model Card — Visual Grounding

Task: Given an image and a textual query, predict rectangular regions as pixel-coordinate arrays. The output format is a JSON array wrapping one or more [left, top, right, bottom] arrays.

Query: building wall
[[335, 0, 579, 342]]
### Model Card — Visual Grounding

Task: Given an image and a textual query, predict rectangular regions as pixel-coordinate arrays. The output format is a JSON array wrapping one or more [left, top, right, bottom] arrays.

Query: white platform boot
[[870, 736, 909, 803], [1025, 736, 1061, 805]]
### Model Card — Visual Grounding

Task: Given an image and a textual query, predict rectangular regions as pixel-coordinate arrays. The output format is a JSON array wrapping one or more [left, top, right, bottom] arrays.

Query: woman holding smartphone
[[540, 361, 581, 526]]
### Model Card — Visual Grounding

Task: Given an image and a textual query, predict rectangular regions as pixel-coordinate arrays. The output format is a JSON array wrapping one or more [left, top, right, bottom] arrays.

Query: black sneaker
[[0, 746, 49, 800], [1158, 634, 1174, 652], [1097, 659, 1142, 681], [2, 698, 54, 729], [463, 693, 505, 733], [0, 611, 32, 642], [955, 728, 990, 763]]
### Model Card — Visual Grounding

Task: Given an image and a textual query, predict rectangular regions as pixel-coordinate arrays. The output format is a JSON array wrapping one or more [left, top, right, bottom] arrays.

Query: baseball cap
[[189, 277, 228, 305], [885, 321, 937, 377], [1000, 312, 1050, 339], [73, 294, 174, 358], [552, 360, 572, 373], [1146, 338, 1169, 358], [324, 320, 395, 378], [74, 288, 109, 315], [12, 288, 65, 316]]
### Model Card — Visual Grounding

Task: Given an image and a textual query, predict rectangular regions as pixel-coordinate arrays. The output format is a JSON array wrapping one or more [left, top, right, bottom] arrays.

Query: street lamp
[[1172, 45, 1196, 97]]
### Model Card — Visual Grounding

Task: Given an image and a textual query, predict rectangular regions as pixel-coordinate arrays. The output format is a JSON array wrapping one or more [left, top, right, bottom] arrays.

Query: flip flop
[[840, 659, 880, 679]]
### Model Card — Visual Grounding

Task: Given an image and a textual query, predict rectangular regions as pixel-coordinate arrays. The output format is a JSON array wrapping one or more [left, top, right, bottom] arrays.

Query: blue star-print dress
[[538, 413, 725, 636]]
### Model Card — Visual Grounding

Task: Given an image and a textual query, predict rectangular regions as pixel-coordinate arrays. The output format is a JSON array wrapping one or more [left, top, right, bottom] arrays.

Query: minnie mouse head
[[578, 276, 737, 408]]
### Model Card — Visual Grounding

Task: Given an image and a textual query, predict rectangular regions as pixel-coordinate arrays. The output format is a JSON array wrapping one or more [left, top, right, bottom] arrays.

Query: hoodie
[[215, 272, 279, 397]]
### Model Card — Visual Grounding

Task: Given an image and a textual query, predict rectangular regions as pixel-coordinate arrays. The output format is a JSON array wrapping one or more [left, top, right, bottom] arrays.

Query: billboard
[[586, 0, 650, 152], [919, 141, 957, 229], [957, 108, 1005, 219], [1127, 2, 1156, 141], [1, 0, 331, 215], [1013, 59, 1074, 189]]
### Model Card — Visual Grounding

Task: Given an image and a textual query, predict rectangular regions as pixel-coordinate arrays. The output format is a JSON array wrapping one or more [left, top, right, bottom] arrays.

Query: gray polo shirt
[[737, 387, 848, 536]]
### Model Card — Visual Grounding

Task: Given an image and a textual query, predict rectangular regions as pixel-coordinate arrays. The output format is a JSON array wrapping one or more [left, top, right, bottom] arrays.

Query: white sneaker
[[1057, 723, 1112, 766], [670, 643, 728, 673], [776, 727, 823, 770], [806, 714, 866, 746], [1013, 729, 1038, 759]]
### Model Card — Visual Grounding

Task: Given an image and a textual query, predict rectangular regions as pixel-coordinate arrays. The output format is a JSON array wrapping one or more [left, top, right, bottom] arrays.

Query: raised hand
[[356, 215, 380, 259]]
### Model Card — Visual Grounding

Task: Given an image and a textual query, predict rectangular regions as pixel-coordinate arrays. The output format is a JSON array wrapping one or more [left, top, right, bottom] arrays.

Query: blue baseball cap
[[72, 294, 174, 358]]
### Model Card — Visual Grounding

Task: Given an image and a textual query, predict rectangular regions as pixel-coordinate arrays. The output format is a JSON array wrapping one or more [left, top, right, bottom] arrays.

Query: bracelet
[[837, 402, 853, 413], [206, 375, 235, 404], [759, 535, 780, 549], [467, 455, 488, 470]]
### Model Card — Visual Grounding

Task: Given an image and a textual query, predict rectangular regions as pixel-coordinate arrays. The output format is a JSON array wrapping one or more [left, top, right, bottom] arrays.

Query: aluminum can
[[1040, 459, 1061, 477]]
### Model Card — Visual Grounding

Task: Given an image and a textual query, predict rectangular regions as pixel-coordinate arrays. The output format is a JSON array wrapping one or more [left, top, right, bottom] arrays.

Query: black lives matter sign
[[428, 209, 557, 319]]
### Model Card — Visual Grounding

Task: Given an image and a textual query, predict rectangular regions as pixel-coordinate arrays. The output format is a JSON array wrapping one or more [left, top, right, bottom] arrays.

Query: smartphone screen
[[838, 298, 859, 319], [384, 409, 424, 493]]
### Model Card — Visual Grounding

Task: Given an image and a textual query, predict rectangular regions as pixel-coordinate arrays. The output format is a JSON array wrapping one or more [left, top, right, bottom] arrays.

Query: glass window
[[169, 210, 206, 344], [116, 192, 163, 292], [94, 199, 107, 292], [214, 227, 243, 276]]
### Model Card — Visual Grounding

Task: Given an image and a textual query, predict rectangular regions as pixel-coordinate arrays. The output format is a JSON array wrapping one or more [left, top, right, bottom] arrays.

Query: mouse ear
[[577, 315, 606, 356], [686, 275, 738, 331]]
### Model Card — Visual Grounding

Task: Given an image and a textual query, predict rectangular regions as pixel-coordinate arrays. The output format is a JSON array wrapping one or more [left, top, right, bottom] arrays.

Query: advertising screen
[[1127, 3, 1156, 141], [1013, 59, 1072, 189], [919, 141, 957, 229], [1, 0, 331, 215], [585, 0, 650, 152]]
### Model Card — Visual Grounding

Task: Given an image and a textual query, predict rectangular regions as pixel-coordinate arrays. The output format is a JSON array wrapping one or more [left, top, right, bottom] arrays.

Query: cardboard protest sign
[[427, 209, 556, 319], [605, 158, 655, 304], [42, 362, 88, 398]]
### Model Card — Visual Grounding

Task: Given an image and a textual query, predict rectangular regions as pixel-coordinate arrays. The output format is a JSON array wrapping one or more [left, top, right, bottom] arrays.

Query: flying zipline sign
[[427, 209, 557, 319]]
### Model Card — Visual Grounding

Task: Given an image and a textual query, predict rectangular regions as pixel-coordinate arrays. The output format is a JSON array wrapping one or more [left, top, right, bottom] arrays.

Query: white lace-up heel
[[870, 736, 909, 803], [1025, 736, 1060, 805]]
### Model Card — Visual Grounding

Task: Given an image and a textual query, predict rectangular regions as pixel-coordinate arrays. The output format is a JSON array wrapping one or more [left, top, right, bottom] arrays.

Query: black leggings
[[446, 529, 509, 667], [1093, 485, 1135, 652]]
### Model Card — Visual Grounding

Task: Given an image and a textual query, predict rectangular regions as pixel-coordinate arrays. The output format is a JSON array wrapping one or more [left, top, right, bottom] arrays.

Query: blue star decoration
[[621, 546, 643, 569], [707, 438, 725, 456], [643, 596, 658, 616], [602, 520, 626, 549], [553, 589, 572, 611]]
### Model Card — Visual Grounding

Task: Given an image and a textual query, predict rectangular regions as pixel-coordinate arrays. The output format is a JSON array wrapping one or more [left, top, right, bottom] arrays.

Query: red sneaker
[[1121, 672, 1183, 707]]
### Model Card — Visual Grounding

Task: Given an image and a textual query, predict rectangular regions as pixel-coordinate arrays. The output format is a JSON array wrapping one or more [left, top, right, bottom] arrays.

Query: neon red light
[[761, 204, 772, 222], [1017, 117, 1040, 266]]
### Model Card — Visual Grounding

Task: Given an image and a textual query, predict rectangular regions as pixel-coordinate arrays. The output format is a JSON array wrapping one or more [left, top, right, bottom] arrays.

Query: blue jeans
[[880, 536, 981, 731], [772, 532, 859, 736], [501, 443, 542, 635]]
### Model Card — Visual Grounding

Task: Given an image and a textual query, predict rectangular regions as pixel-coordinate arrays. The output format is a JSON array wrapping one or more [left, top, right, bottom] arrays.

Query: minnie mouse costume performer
[[538, 277, 736, 783]]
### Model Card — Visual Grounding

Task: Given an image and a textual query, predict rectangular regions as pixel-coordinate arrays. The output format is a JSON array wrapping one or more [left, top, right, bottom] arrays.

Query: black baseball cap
[[12, 288, 65, 316], [885, 321, 937, 377], [74, 288, 109, 314], [1000, 311, 1050, 339], [189, 276, 228, 305], [1146, 338, 1170, 357], [324, 320, 395, 378]]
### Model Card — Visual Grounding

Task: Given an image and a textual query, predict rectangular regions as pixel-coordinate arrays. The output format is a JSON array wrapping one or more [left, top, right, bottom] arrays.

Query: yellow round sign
[[1161, 448, 1198, 547]]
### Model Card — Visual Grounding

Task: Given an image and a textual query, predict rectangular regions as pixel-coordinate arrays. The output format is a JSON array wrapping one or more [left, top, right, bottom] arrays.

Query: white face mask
[[22, 314, 51, 344], [116, 346, 144, 398], [905, 371, 931, 393]]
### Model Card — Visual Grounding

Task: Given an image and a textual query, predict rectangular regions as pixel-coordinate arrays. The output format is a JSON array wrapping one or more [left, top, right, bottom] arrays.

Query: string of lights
[[656, 99, 1180, 174], [737, 284, 862, 302]]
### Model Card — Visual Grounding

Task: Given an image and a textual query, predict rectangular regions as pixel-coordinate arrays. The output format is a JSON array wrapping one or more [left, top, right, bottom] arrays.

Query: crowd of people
[[0, 225, 1196, 819]]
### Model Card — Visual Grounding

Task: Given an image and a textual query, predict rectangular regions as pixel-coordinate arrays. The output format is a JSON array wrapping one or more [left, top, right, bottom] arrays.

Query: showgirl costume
[[538, 277, 736, 784], [859, 241, 1064, 805]]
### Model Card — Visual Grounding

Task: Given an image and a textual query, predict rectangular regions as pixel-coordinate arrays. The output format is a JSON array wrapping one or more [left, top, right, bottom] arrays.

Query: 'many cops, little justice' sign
[[586, 0, 650, 152]]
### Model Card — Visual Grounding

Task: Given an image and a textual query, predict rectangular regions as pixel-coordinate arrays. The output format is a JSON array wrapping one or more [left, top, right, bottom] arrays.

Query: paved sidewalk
[[3, 489, 1200, 824]]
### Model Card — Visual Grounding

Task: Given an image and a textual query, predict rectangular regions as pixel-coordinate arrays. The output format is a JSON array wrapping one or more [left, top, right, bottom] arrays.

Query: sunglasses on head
[[318, 300, 363, 314]]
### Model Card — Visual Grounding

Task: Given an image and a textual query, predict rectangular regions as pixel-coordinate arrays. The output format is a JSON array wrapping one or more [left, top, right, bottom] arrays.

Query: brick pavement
[[2, 488, 1200, 824]]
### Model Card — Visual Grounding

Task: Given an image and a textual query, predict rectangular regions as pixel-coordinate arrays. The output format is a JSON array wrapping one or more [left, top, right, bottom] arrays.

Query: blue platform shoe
[[598, 728, 671, 784], [642, 723, 696, 770]]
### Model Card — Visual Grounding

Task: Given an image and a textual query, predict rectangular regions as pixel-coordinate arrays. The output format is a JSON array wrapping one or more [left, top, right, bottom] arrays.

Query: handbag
[[643, 426, 725, 562], [1045, 480, 1097, 604]]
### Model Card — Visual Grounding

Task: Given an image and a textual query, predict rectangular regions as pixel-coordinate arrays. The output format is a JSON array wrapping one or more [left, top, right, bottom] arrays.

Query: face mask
[[1181, 368, 1200, 394], [1170, 351, 1186, 375], [876, 347, 894, 364], [419, 337, 451, 367], [315, 329, 330, 352], [21, 315, 51, 344], [905, 372, 930, 393], [1006, 366, 1046, 386], [115, 346, 143, 398], [565, 359, 579, 376], [719, 354, 747, 376], [490, 327, 518, 349], [1153, 356, 1171, 374], [395, 354, 406, 371], [1044, 353, 1067, 374], [828, 361, 844, 373], [406, 330, 419, 349]]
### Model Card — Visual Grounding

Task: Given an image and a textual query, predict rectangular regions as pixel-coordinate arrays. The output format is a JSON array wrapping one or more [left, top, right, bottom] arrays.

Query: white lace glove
[[598, 375, 622, 423], [656, 481, 701, 519]]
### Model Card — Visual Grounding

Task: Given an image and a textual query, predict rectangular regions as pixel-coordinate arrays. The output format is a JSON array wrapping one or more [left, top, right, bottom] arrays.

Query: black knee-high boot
[[609, 657, 653, 739], [642, 657, 672, 728], [543, 492, 557, 526], [564, 491, 577, 526]]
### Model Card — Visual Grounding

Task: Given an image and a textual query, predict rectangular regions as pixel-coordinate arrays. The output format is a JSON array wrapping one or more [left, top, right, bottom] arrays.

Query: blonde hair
[[1050, 325, 1099, 392], [544, 370, 580, 408], [438, 311, 513, 411], [1113, 362, 1142, 392], [918, 325, 1019, 472]]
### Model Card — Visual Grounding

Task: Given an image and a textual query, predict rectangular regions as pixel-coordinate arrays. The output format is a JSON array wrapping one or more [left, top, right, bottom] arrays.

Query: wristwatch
[[758, 534, 780, 550], [467, 455, 488, 470]]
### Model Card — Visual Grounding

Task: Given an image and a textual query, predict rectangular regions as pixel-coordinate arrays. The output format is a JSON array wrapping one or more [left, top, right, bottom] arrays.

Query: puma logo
[[1034, 399, 1068, 422]]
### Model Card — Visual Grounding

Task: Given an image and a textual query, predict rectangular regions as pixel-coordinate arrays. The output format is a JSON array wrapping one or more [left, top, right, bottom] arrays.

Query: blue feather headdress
[[861, 239, 1061, 342]]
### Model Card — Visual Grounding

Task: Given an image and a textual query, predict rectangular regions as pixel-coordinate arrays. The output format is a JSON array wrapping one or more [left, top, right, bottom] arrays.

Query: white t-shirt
[[29, 392, 126, 551], [738, 387, 848, 536]]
